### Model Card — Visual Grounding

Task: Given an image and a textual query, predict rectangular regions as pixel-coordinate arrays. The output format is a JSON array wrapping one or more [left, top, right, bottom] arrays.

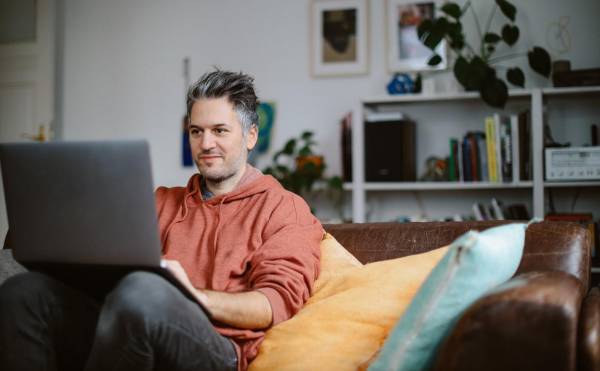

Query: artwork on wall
[[386, 0, 446, 72], [248, 102, 276, 165], [311, 0, 368, 77], [182, 118, 193, 167]]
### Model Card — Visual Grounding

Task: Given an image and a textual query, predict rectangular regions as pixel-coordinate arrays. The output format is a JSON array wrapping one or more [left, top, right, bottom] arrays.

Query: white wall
[[61, 0, 600, 191]]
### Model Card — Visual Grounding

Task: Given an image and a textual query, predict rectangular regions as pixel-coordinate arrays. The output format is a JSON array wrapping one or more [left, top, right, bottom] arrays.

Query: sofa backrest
[[323, 221, 591, 291]]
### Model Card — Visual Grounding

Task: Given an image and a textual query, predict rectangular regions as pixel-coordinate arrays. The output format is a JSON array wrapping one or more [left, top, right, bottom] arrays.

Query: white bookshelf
[[350, 87, 600, 223], [345, 181, 533, 191], [544, 181, 600, 188]]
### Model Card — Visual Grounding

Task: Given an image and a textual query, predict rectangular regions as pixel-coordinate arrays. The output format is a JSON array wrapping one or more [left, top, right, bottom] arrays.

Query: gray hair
[[186, 69, 259, 135]]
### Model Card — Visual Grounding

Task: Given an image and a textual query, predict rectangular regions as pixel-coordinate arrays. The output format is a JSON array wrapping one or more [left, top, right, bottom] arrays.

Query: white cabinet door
[[0, 0, 55, 244]]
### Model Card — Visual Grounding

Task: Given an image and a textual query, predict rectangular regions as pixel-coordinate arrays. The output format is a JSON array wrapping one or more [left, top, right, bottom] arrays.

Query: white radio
[[545, 146, 600, 181]]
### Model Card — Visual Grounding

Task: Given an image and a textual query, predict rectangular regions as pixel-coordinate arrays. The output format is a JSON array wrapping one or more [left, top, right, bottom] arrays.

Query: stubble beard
[[195, 149, 246, 185]]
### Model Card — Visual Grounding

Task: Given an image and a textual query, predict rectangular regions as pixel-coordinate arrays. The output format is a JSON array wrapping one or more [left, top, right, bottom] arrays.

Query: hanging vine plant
[[418, 0, 552, 108]]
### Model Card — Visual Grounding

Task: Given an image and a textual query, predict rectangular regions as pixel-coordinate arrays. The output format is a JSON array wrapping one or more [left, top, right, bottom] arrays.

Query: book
[[493, 113, 506, 182], [462, 135, 472, 181], [448, 138, 459, 181], [466, 132, 479, 181], [340, 112, 352, 182], [505, 204, 530, 220], [518, 111, 531, 181], [498, 115, 513, 182], [485, 116, 499, 182], [472, 203, 486, 220], [490, 198, 505, 220], [457, 138, 464, 181], [476, 132, 489, 181], [511, 114, 520, 182]]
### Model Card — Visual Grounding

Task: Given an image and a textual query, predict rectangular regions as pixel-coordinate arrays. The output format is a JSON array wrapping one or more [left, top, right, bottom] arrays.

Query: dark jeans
[[0, 271, 238, 371]]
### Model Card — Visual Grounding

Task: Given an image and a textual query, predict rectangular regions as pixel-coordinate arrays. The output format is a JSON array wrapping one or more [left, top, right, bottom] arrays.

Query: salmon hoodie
[[155, 165, 323, 370]]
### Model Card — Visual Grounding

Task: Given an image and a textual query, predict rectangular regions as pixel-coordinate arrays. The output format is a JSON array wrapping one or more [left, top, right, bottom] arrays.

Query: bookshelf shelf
[[362, 89, 531, 105], [349, 87, 600, 222], [544, 181, 600, 188], [541, 86, 600, 96], [348, 182, 534, 191]]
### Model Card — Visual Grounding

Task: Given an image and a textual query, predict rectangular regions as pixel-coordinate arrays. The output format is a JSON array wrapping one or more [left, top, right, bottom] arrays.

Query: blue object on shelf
[[387, 73, 415, 95]]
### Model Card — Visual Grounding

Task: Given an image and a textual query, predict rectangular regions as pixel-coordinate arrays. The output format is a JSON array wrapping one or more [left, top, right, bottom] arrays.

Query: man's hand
[[162, 259, 209, 305], [161, 259, 273, 329]]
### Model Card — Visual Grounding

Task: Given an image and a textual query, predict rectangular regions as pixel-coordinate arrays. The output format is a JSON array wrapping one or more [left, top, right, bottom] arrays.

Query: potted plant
[[418, 0, 552, 108], [263, 131, 344, 216]]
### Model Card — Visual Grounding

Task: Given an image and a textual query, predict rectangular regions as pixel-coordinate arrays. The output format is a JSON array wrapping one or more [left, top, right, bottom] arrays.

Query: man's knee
[[0, 272, 56, 311], [99, 272, 176, 331], [105, 271, 172, 312], [99, 272, 209, 335]]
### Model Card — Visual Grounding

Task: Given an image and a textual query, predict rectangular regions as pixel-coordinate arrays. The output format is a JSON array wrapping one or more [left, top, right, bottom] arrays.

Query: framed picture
[[311, 0, 368, 77], [386, 0, 447, 72]]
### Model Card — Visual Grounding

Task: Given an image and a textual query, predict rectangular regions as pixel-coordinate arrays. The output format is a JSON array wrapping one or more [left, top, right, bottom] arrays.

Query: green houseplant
[[418, 0, 552, 108], [263, 131, 343, 215]]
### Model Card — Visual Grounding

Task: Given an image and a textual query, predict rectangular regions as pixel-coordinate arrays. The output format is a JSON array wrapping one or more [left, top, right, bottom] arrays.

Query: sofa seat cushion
[[368, 223, 527, 371], [249, 233, 448, 371]]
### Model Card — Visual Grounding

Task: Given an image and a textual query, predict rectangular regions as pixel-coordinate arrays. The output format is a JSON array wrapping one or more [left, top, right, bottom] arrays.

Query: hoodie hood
[[184, 164, 283, 206]]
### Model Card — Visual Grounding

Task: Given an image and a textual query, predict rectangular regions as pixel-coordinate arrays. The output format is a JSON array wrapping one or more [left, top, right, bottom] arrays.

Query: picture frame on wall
[[386, 0, 447, 72], [311, 0, 368, 77]]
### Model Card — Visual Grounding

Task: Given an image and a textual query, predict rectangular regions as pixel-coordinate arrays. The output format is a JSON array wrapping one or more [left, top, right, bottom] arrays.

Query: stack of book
[[472, 198, 530, 221], [448, 111, 531, 182]]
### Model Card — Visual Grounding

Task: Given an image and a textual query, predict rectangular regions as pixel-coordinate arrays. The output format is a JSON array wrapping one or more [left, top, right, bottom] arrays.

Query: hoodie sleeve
[[248, 193, 323, 326]]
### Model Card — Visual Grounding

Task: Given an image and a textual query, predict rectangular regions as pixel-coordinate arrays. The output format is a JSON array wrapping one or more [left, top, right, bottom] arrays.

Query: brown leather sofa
[[2, 221, 597, 370], [324, 220, 597, 371]]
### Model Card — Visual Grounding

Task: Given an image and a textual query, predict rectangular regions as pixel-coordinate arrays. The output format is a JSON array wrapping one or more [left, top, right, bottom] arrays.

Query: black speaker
[[364, 119, 416, 181]]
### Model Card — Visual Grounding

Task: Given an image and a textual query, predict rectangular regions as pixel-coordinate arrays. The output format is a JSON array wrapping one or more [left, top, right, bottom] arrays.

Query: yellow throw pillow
[[249, 233, 448, 371]]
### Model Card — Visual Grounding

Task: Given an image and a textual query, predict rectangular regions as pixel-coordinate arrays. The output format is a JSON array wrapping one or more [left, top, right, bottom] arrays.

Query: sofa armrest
[[0, 249, 26, 285], [3, 229, 10, 249], [579, 287, 600, 371], [433, 271, 584, 371]]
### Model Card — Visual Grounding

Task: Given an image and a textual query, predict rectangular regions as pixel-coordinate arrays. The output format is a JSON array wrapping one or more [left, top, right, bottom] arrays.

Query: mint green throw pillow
[[368, 223, 527, 371]]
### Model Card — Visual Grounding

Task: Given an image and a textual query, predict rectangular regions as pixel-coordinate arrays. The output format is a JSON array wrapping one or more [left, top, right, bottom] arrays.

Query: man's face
[[188, 97, 257, 183]]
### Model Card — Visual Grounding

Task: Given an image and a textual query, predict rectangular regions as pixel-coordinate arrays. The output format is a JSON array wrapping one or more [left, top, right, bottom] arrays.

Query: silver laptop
[[0, 140, 211, 316]]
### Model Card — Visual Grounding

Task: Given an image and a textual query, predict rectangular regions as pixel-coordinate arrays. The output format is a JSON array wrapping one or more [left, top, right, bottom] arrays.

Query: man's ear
[[246, 124, 258, 151]]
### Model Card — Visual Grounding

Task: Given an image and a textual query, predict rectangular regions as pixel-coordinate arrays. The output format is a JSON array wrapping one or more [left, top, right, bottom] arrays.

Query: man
[[0, 70, 323, 371]]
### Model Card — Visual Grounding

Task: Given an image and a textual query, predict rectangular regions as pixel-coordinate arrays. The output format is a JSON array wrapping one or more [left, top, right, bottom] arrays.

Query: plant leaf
[[528, 46, 552, 77], [480, 77, 508, 108], [417, 19, 432, 40], [441, 2, 461, 19], [466, 56, 495, 91], [495, 0, 516, 22], [276, 165, 290, 175], [328, 176, 343, 191], [453, 56, 469, 88], [301, 131, 313, 140], [282, 139, 296, 155], [501, 24, 519, 46], [506, 67, 525, 87], [298, 146, 312, 157], [484, 32, 501, 43], [423, 18, 448, 50], [428, 54, 442, 66], [447, 22, 464, 50]]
